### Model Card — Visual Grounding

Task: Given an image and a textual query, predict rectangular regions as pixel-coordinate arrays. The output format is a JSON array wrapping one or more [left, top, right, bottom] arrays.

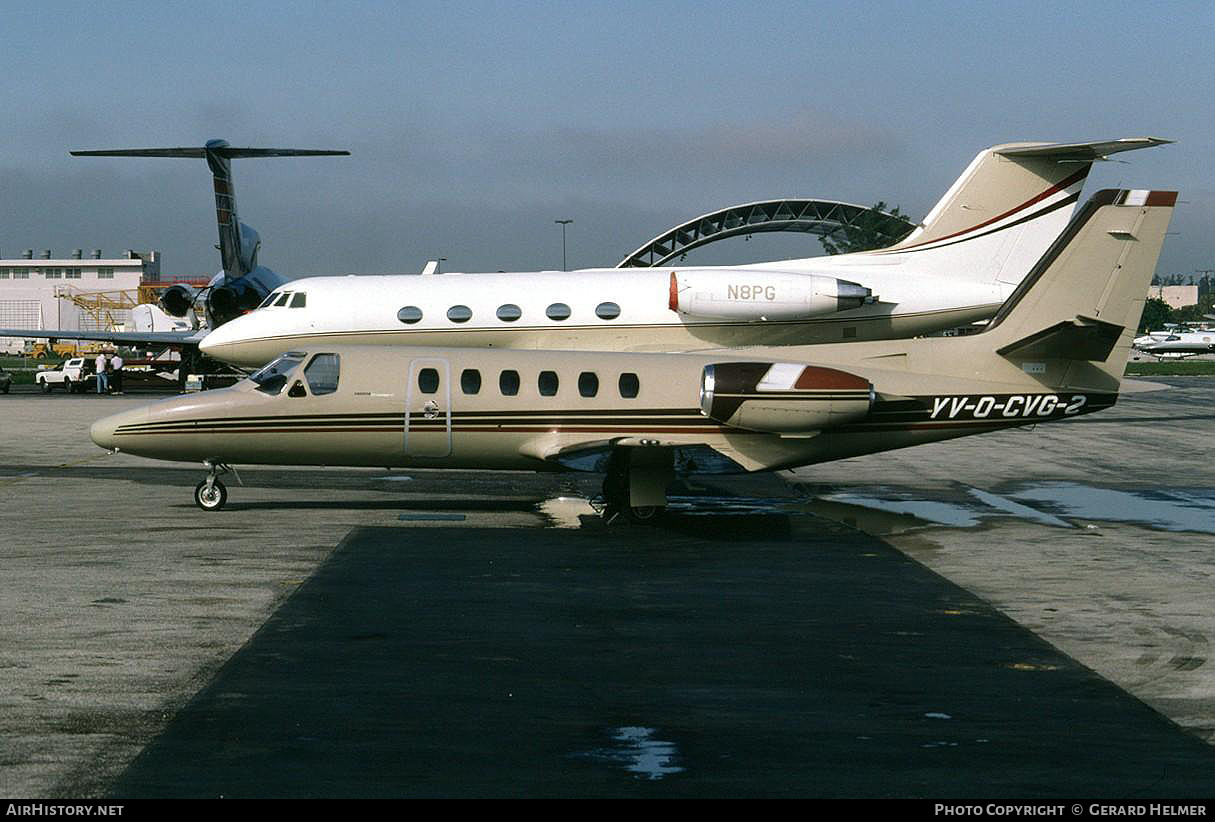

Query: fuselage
[[198, 263, 1008, 368], [92, 342, 1113, 476]]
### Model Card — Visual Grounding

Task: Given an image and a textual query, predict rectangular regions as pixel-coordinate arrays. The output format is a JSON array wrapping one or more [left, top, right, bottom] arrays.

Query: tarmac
[[1, 379, 1214, 797]]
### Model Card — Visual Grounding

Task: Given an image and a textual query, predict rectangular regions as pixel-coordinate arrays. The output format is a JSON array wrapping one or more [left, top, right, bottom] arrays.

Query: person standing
[[95, 351, 109, 394], [110, 351, 124, 394]]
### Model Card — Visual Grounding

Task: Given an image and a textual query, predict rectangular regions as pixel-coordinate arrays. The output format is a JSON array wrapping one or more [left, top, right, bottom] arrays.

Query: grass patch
[[1125, 360, 1215, 376]]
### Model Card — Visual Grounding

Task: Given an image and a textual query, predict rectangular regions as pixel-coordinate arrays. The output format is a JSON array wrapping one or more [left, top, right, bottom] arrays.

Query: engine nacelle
[[159, 284, 199, 317], [669, 270, 871, 321], [204, 265, 286, 328], [700, 362, 873, 433]]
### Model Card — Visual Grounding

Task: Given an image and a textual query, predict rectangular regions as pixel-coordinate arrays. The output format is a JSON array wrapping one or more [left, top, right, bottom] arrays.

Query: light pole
[[555, 219, 573, 271]]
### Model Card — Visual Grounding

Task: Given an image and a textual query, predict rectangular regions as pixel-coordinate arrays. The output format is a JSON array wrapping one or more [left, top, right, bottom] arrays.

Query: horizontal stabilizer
[[996, 137, 1172, 161], [996, 316, 1124, 362], [71, 148, 349, 158]]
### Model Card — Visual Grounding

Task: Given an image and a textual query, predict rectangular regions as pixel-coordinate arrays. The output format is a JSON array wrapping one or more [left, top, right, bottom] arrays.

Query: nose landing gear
[[194, 461, 234, 511]]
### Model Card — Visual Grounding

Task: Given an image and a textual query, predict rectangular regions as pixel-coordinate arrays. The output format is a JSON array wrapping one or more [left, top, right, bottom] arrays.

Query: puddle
[[665, 495, 807, 516], [1009, 484, 1215, 534], [964, 488, 1072, 528], [537, 496, 597, 528], [811, 483, 1215, 535], [818, 492, 984, 527], [538, 483, 1215, 536], [576, 726, 685, 780]]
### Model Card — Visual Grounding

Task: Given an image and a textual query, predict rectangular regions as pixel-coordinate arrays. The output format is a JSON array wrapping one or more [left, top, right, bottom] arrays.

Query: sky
[[1, 0, 1211, 279]]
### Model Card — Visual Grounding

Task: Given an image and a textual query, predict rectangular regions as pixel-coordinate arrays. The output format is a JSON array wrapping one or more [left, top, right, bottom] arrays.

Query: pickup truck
[[35, 358, 97, 393]]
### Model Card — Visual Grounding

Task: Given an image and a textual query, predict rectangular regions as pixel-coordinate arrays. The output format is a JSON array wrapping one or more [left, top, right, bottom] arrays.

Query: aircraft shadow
[[106, 523, 1215, 798]]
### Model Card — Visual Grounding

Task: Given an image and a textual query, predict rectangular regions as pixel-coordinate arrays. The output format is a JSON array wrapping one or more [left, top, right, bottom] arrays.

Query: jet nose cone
[[90, 414, 119, 450], [90, 406, 147, 451], [198, 328, 220, 356]]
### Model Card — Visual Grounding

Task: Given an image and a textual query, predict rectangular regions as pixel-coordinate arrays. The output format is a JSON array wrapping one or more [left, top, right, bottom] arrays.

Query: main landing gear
[[194, 461, 233, 511], [599, 447, 674, 524]]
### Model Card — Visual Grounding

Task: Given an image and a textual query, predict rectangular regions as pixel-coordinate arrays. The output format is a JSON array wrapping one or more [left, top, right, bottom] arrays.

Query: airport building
[[1150, 284, 1199, 309], [0, 248, 160, 352]]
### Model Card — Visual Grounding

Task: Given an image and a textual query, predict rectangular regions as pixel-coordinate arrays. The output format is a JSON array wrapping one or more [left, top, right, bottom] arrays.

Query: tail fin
[[872, 137, 1170, 286], [72, 141, 349, 282], [982, 189, 1176, 387]]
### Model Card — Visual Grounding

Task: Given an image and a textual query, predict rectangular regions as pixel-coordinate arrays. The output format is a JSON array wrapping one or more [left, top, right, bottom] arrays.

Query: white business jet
[[197, 138, 1169, 368]]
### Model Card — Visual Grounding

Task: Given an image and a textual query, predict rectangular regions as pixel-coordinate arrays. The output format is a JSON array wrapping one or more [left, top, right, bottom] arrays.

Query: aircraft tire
[[194, 479, 228, 511], [627, 505, 664, 523], [40, 380, 51, 394]]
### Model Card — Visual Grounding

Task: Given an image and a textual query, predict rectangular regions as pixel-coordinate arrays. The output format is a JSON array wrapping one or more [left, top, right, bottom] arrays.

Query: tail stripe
[[878, 167, 1089, 254]]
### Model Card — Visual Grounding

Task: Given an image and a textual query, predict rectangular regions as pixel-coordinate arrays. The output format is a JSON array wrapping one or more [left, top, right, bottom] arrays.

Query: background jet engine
[[700, 362, 873, 433], [669, 271, 872, 321], [158, 283, 199, 317]]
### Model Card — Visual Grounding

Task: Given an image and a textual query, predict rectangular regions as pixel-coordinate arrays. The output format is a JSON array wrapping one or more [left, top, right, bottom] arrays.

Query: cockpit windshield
[[256, 290, 307, 310], [249, 352, 306, 395]]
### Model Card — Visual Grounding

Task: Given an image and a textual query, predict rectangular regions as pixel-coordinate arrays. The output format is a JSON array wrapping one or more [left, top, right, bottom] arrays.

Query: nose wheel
[[194, 461, 234, 511]]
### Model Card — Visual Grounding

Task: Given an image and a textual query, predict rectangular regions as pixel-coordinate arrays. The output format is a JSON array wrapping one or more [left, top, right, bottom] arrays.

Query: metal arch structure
[[615, 199, 916, 268]]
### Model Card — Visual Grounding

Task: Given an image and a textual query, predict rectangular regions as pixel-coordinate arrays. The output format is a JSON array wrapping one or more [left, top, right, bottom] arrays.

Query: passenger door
[[404, 358, 451, 457]]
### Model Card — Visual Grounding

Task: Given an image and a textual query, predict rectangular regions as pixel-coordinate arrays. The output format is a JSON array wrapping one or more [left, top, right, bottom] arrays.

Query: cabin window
[[397, 306, 423, 324], [274, 292, 291, 307], [304, 353, 340, 395], [496, 304, 521, 322], [595, 302, 620, 320], [418, 368, 440, 394], [460, 368, 481, 395], [578, 371, 599, 397], [499, 369, 520, 396], [545, 302, 571, 321], [259, 291, 280, 308], [447, 305, 472, 323], [250, 352, 306, 396], [290, 292, 307, 308], [619, 372, 639, 398], [538, 370, 559, 396]]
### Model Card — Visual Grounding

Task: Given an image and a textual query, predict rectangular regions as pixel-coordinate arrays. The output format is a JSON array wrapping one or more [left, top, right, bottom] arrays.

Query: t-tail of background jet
[[72, 140, 348, 328], [862, 138, 1171, 290], [962, 188, 1177, 395]]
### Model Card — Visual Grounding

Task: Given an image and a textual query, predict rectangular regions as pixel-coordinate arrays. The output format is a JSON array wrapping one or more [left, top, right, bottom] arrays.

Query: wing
[[0, 328, 204, 347]]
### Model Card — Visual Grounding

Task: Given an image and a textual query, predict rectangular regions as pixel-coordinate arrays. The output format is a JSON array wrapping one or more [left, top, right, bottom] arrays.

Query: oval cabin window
[[619, 372, 640, 398], [595, 302, 620, 320], [545, 303, 571, 321], [499, 370, 520, 396], [578, 372, 599, 397], [496, 304, 522, 322], [447, 305, 473, 323], [418, 368, 440, 394], [397, 306, 423, 324]]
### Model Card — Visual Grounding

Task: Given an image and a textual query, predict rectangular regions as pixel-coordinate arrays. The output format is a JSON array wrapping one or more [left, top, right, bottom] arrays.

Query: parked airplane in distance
[[197, 138, 1170, 368], [0, 140, 348, 373], [1133, 326, 1215, 358], [91, 188, 1175, 520]]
